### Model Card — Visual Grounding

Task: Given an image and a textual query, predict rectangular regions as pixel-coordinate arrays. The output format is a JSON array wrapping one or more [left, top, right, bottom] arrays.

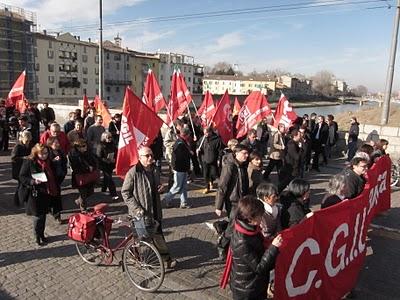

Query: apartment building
[[278, 75, 313, 96], [103, 37, 131, 105], [157, 52, 194, 98], [0, 4, 36, 100], [203, 75, 275, 95], [129, 50, 159, 97], [35, 32, 99, 103], [193, 64, 204, 94], [332, 80, 348, 93]]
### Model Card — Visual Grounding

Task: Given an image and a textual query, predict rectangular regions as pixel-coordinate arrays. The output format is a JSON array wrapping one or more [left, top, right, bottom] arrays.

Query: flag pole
[[186, 105, 197, 140]]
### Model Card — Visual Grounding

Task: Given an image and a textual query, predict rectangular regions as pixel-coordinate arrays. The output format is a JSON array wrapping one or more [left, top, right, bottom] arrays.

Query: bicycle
[[72, 203, 165, 293], [391, 158, 400, 187]]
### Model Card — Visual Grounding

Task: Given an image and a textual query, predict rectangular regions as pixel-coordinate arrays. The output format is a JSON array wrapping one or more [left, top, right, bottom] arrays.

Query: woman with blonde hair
[[19, 143, 58, 245]]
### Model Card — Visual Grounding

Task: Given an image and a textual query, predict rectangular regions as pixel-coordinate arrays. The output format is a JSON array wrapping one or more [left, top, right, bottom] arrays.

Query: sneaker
[[165, 259, 177, 269], [180, 203, 191, 209]]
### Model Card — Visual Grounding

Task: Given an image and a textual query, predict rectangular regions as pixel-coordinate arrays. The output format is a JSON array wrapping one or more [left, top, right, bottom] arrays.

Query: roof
[[204, 74, 275, 82]]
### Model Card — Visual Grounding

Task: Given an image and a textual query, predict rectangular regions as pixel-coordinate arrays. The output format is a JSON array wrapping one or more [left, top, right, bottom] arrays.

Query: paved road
[[0, 151, 399, 299]]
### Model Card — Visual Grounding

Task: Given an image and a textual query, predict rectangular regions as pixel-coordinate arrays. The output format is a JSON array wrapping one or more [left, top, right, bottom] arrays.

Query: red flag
[[273, 93, 298, 128], [212, 90, 233, 145], [143, 69, 166, 112], [166, 70, 190, 126], [232, 97, 241, 117], [82, 94, 89, 114], [197, 91, 215, 127], [116, 87, 164, 177], [93, 96, 112, 127], [6, 70, 26, 108], [179, 72, 193, 103], [236, 91, 272, 139]]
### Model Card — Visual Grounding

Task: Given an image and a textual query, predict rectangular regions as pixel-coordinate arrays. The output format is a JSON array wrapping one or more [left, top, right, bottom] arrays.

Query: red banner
[[212, 90, 233, 145], [275, 155, 391, 300], [93, 96, 112, 127], [6, 70, 26, 107], [143, 69, 166, 113], [273, 93, 298, 128], [197, 91, 215, 127]]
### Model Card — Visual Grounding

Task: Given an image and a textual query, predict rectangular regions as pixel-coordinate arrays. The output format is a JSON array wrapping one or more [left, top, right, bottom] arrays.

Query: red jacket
[[40, 131, 70, 154]]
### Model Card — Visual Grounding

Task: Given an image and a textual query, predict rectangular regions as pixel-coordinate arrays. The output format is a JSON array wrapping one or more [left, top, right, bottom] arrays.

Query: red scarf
[[37, 158, 58, 196], [220, 221, 261, 289]]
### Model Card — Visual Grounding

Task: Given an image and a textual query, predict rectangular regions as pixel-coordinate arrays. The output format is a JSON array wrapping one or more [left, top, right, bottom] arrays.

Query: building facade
[[129, 50, 159, 97], [203, 75, 275, 95], [157, 52, 194, 98], [0, 4, 36, 100], [193, 64, 204, 94], [35, 32, 99, 103]]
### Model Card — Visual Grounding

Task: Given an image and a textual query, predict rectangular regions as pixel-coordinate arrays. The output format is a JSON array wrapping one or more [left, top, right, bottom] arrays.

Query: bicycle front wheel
[[75, 226, 105, 266], [122, 239, 165, 292]]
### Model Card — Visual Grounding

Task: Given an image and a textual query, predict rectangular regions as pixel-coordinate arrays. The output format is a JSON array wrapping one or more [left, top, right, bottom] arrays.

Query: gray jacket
[[121, 162, 162, 225]]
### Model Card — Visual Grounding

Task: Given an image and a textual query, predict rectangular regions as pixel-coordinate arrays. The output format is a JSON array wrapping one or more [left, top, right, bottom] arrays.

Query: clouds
[[205, 31, 244, 53]]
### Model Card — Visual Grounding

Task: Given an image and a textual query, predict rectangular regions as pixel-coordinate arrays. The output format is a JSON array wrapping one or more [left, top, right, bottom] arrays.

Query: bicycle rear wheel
[[75, 226, 105, 266], [122, 239, 165, 292]]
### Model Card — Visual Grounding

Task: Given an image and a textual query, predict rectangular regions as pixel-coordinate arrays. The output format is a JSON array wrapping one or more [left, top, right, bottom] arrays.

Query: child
[[229, 196, 283, 300], [256, 182, 282, 242]]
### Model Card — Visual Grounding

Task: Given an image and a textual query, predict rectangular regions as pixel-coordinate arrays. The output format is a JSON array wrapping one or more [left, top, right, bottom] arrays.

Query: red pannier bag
[[67, 213, 96, 243]]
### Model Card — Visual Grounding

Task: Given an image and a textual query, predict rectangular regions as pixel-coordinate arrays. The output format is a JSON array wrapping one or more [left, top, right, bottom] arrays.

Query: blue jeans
[[164, 171, 188, 206]]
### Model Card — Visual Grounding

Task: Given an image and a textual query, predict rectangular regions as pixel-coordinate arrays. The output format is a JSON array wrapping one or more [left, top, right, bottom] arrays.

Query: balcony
[[104, 79, 132, 86], [58, 80, 81, 88]]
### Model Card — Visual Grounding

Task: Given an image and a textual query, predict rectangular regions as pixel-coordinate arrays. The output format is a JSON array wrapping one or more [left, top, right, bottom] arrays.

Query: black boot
[[35, 235, 43, 246], [40, 235, 49, 244]]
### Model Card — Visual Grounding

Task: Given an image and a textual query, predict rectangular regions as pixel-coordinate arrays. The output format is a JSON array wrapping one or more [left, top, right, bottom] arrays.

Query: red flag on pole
[[93, 95, 112, 127], [6, 70, 26, 108], [82, 94, 89, 114], [115, 87, 164, 177], [273, 93, 298, 128], [166, 69, 190, 126], [197, 91, 215, 127], [232, 97, 241, 117], [212, 90, 233, 145], [236, 91, 272, 139], [143, 69, 166, 112]]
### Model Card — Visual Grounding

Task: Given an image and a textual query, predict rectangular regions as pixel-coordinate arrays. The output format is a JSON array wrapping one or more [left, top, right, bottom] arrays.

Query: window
[[95, 78, 99, 84], [49, 88, 55, 95], [160, 64, 164, 70], [127, 64, 130, 70], [116, 63, 119, 70], [184, 66, 186, 72], [83, 88, 87, 94], [48, 76, 54, 83], [96, 89, 99, 94], [82, 55, 87, 62], [106, 62, 110, 69], [114, 54, 121, 61], [83, 78, 88, 84], [160, 75, 163, 81], [116, 87, 120, 92], [61, 89, 65, 95], [95, 56, 99, 63], [83, 46, 87, 54], [152, 63, 155, 67], [82, 67, 88, 74], [106, 86, 111, 92], [95, 68, 99, 75], [48, 64, 54, 72], [35, 63, 40, 71], [106, 53, 110, 60], [48, 40, 52, 49], [74, 89, 77, 95], [47, 50, 53, 59], [188, 77, 191, 82], [34, 48, 37, 57]]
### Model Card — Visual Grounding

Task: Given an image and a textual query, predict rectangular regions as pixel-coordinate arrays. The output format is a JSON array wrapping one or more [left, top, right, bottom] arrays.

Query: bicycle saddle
[[94, 203, 108, 214]]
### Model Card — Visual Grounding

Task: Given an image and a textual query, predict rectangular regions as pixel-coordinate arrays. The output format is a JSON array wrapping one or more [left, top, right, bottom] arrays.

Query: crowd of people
[[6, 100, 390, 298]]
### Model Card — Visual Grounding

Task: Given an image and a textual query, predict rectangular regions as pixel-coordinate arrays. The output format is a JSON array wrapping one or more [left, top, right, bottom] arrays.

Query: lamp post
[[99, 0, 103, 99], [381, 0, 400, 125]]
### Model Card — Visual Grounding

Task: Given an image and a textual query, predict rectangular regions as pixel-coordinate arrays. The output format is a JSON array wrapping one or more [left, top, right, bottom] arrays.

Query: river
[[294, 102, 380, 117]]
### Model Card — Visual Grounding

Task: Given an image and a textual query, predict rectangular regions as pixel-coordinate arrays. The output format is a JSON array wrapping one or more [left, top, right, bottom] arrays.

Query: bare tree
[[263, 68, 289, 79], [351, 85, 368, 97], [209, 62, 236, 75], [312, 70, 335, 96]]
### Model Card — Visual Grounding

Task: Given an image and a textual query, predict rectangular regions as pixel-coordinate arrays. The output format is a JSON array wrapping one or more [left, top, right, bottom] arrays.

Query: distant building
[[35, 32, 98, 103], [129, 50, 159, 97], [203, 75, 275, 95], [193, 64, 204, 94], [157, 52, 194, 98], [0, 4, 36, 100], [332, 80, 348, 93], [278, 75, 313, 97]]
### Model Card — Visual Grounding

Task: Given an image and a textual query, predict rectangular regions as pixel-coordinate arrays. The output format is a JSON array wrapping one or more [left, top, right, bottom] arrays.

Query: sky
[[4, 0, 399, 92]]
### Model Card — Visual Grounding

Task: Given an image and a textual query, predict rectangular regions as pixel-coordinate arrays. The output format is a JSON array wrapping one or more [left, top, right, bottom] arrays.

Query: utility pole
[[381, 0, 400, 125], [99, 0, 104, 99]]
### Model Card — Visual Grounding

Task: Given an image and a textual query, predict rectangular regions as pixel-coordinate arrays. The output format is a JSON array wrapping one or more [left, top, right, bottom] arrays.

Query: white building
[[35, 32, 98, 103], [157, 52, 194, 98]]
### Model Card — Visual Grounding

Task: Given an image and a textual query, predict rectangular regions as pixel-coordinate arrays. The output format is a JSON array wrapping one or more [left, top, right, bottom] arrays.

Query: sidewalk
[[0, 153, 399, 299]]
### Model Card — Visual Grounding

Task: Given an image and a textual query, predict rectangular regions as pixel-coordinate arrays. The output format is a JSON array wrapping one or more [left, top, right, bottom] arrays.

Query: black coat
[[321, 194, 342, 209], [241, 138, 262, 154], [348, 123, 359, 143], [215, 153, 249, 210], [96, 141, 116, 173], [342, 168, 365, 199], [68, 148, 98, 188], [48, 148, 68, 183], [230, 219, 279, 300], [286, 199, 311, 228], [198, 133, 223, 164], [283, 139, 303, 177], [171, 138, 191, 172], [11, 143, 32, 180], [311, 122, 329, 145], [19, 159, 51, 216]]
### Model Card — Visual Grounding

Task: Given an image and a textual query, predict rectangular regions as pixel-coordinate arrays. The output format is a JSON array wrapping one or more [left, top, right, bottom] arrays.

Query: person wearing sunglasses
[[121, 147, 177, 269]]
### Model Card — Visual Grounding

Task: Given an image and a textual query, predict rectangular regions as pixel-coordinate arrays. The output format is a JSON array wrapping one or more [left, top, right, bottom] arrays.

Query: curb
[[370, 223, 400, 240]]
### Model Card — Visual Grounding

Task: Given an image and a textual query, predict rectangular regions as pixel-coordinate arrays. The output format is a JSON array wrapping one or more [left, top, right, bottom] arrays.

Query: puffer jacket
[[230, 219, 279, 300], [121, 162, 162, 226], [215, 153, 249, 211]]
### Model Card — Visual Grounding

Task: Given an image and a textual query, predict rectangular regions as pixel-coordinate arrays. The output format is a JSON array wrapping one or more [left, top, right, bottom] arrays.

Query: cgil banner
[[275, 155, 391, 300]]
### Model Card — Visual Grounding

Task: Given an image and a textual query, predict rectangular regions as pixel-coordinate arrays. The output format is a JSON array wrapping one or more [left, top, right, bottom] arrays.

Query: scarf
[[37, 158, 58, 196], [220, 221, 261, 289]]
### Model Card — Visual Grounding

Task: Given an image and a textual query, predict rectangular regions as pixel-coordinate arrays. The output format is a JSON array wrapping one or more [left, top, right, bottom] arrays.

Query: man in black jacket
[[215, 144, 249, 260], [197, 127, 223, 194], [163, 127, 192, 209], [342, 156, 368, 199], [311, 115, 329, 171]]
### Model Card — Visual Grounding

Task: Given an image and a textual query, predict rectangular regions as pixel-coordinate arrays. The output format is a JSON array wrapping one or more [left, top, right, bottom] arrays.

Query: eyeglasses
[[140, 154, 153, 158]]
